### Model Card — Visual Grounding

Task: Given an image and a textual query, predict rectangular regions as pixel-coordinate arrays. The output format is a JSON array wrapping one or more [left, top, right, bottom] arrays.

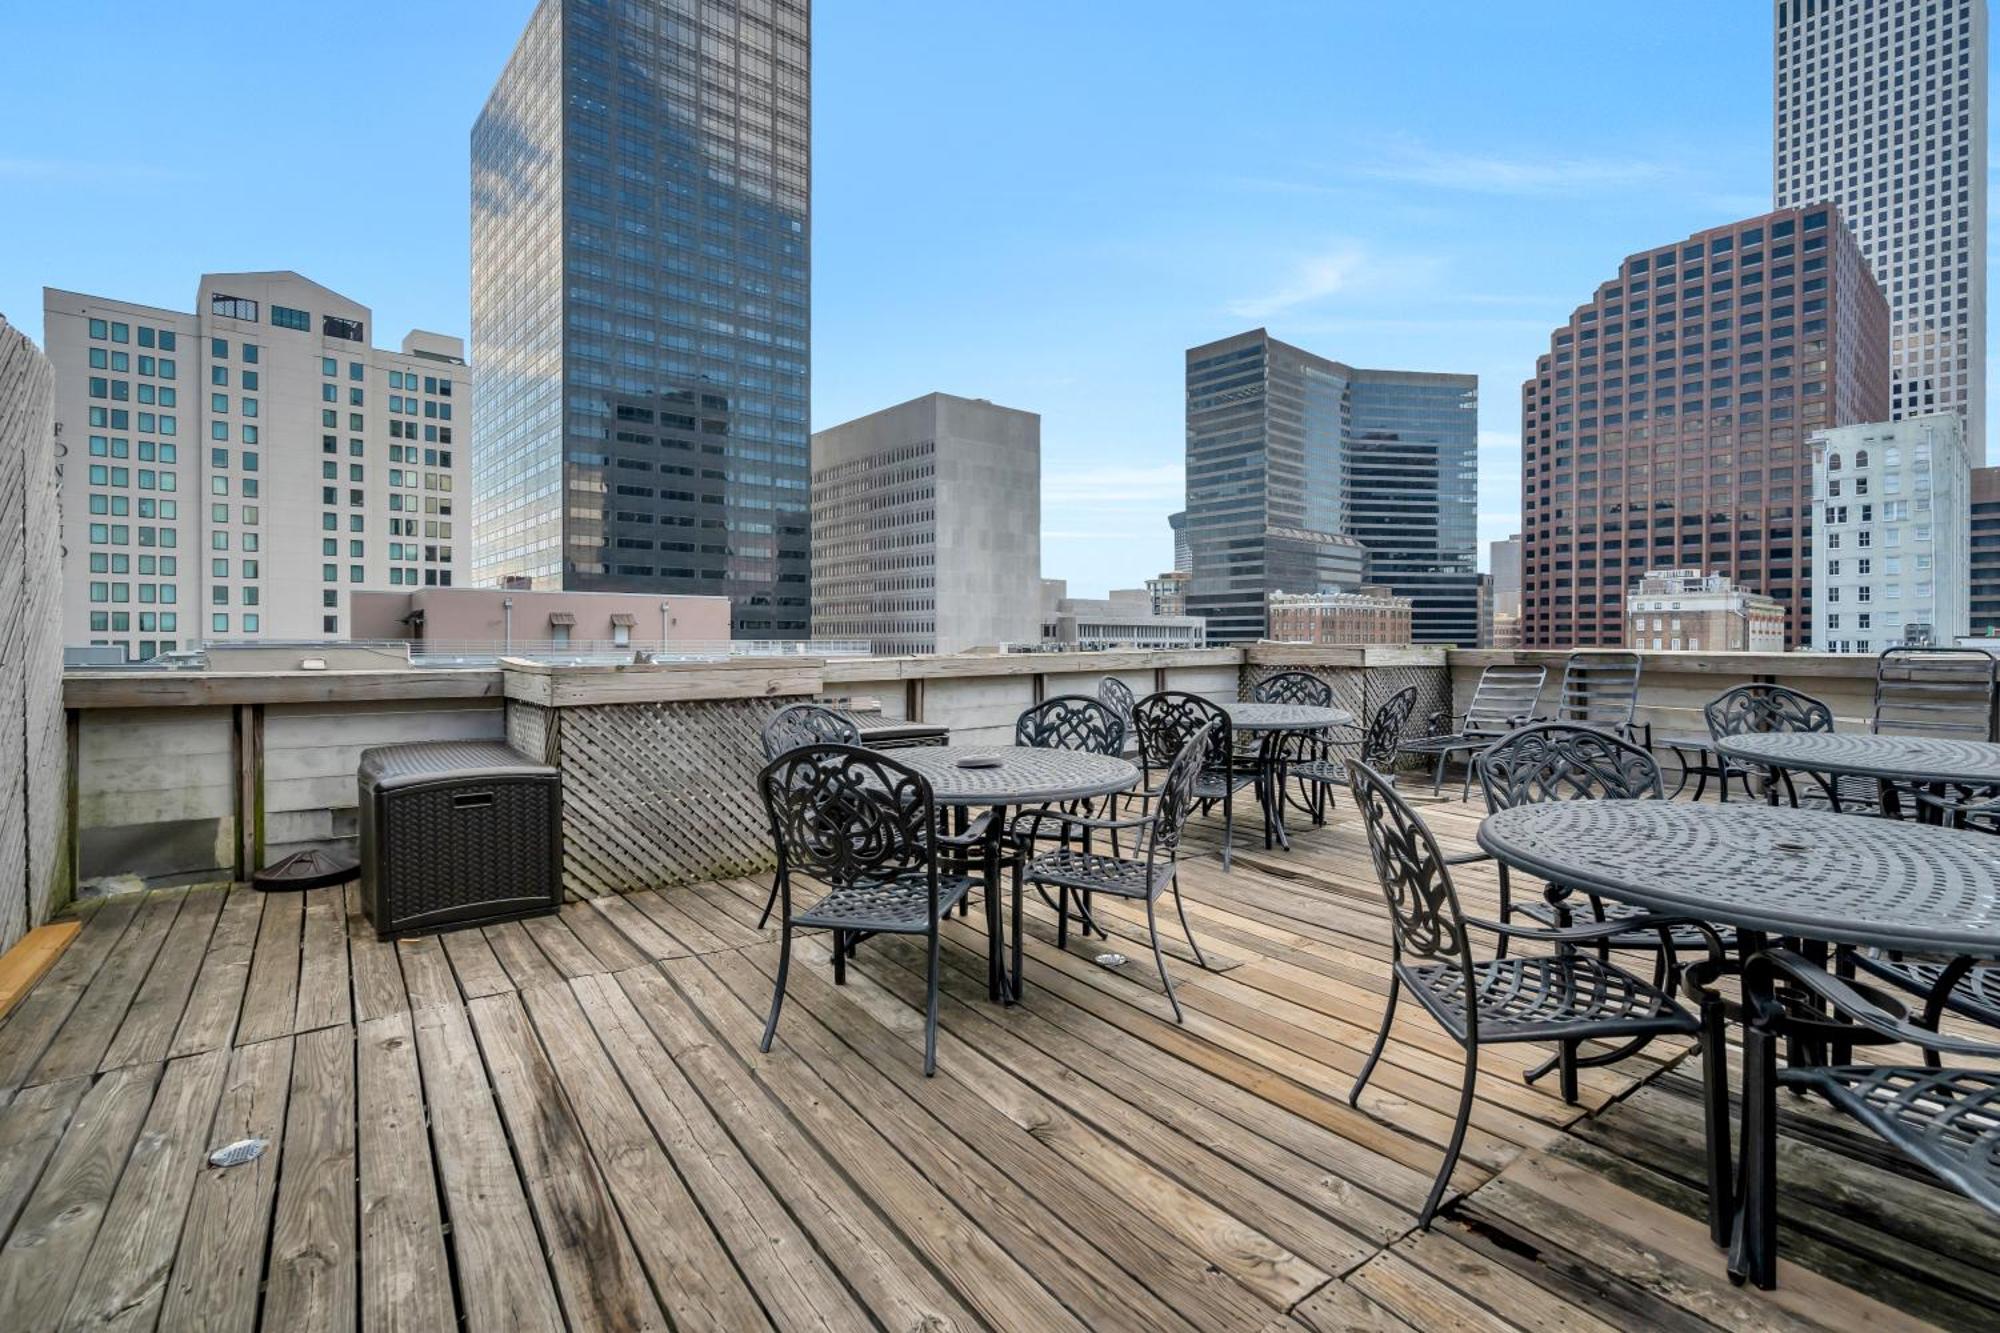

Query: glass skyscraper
[[472, 0, 811, 635], [1184, 329, 1478, 644]]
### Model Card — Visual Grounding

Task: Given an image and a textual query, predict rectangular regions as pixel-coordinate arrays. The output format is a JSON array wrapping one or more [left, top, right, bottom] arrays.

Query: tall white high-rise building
[[1809, 413, 1972, 651], [1775, 0, 1988, 460], [45, 273, 466, 662]]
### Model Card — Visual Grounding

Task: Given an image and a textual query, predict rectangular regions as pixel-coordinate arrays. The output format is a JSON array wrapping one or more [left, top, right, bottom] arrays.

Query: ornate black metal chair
[[1732, 947, 2000, 1290], [757, 743, 984, 1076], [761, 701, 862, 760], [1252, 670, 1339, 813], [1132, 691, 1256, 870], [1279, 685, 1418, 826], [1398, 663, 1546, 797], [1013, 695, 1132, 923], [1702, 683, 1841, 809], [755, 703, 865, 928], [1097, 676, 1140, 758], [1346, 761, 1700, 1228], [1016, 694, 1126, 755], [1475, 721, 1664, 936], [1011, 718, 1214, 1021], [1252, 670, 1334, 707]]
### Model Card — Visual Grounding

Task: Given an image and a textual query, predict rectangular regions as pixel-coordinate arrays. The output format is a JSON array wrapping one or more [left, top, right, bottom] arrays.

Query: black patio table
[[1477, 799, 2000, 1272], [896, 744, 1139, 1002], [1714, 732, 2000, 818], [1221, 701, 1355, 850]]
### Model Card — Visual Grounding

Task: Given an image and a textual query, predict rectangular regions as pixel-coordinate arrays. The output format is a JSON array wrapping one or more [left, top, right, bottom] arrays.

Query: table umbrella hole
[[208, 1138, 269, 1168], [1094, 952, 1128, 968]]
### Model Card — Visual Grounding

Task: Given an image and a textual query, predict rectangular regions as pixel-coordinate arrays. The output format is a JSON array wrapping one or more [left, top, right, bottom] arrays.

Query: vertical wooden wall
[[0, 318, 65, 949]]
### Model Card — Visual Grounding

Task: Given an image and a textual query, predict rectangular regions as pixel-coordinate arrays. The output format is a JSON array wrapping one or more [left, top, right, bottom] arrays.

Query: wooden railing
[[60, 643, 1901, 904], [0, 319, 63, 953]]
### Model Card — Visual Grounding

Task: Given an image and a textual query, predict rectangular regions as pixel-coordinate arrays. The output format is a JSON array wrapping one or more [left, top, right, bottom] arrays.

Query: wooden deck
[[0, 792, 1995, 1331]]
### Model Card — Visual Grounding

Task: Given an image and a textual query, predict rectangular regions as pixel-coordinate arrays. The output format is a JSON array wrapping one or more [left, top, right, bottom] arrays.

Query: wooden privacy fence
[[0, 319, 64, 951]]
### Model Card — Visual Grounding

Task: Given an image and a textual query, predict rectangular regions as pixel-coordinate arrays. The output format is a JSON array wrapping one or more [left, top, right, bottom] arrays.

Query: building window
[[210, 294, 259, 322], [271, 305, 310, 331], [322, 315, 363, 342]]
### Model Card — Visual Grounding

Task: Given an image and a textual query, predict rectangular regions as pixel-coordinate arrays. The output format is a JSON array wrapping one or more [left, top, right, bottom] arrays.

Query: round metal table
[[897, 745, 1138, 807], [897, 745, 1139, 1000], [1714, 732, 2000, 818], [1476, 801, 2000, 955], [1221, 702, 1355, 733], [1220, 703, 1354, 851], [1477, 799, 2000, 1269]]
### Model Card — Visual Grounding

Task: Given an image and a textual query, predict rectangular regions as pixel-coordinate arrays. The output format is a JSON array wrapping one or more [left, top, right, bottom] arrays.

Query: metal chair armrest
[[1464, 911, 1707, 946], [1007, 807, 1156, 843], [1747, 947, 2000, 1059]]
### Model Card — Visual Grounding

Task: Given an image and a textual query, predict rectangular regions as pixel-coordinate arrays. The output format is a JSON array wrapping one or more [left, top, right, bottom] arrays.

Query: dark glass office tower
[[472, 0, 811, 635], [1184, 329, 1478, 643]]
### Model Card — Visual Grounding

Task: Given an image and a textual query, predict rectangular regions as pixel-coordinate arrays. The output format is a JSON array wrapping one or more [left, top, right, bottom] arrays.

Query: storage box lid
[[358, 740, 557, 792]]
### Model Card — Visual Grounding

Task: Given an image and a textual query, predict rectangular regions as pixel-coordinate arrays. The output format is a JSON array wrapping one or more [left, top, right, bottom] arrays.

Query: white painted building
[[1810, 414, 1972, 652], [1776, 0, 1988, 459], [45, 274, 465, 661]]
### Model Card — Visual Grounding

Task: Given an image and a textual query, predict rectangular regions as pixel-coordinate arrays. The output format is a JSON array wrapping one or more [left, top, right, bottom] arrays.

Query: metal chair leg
[[760, 921, 793, 1053], [1055, 882, 1070, 948], [756, 872, 780, 929], [1493, 863, 1513, 960], [922, 923, 942, 1077], [1350, 974, 1400, 1106], [1700, 989, 1733, 1247], [1221, 784, 1234, 872], [1170, 877, 1206, 968], [1420, 1043, 1480, 1229], [832, 929, 846, 985], [1145, 898, 1183, 1024]]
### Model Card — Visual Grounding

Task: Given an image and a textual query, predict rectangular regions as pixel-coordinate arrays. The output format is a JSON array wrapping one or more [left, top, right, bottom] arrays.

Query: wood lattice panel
[[520, 694, 808, 897], [1240, 661, 1451, 773]]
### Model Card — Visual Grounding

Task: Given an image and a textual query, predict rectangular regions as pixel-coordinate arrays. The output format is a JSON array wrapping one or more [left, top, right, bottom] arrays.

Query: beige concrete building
[[350, 587, 732, 651], [1624, 569, 1786, 653], [1146, 570, 1189, 617], [1039, 582, 1206, 650], [1267, 587, 1414, 646], [46, 273, 465, 661], [811, 393, 1041, 655]]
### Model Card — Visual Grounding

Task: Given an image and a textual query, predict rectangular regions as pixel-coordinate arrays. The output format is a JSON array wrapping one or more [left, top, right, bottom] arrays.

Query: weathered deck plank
[[0, 792, 1986, 1333], [161, 1036, 292, 1333]]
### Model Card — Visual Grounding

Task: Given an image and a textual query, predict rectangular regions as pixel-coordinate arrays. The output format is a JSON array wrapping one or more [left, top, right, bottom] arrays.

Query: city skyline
[[0, 1, 1985, 599]]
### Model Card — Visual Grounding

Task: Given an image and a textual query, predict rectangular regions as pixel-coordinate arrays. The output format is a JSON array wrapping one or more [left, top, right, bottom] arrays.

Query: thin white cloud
[[1366, 140, 1678, 196], [1226, 242, 1445, 321]]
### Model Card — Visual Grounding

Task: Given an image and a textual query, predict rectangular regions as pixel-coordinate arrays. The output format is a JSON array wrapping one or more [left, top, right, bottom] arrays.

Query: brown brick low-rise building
[[1520, 206, 1889, 649], [1267, 587, 1413, 645], [1622, 569, 1786, 653]]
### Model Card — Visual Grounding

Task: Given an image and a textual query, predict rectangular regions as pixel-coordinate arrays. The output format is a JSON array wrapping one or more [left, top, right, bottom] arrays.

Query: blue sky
[[0, 1, 1906, 594]]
